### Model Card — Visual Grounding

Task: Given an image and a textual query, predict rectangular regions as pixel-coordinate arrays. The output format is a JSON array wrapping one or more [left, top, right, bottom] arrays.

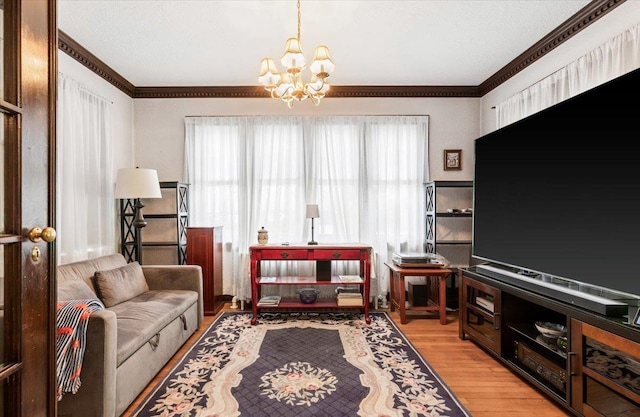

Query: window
[[185, 115, 429, 301]]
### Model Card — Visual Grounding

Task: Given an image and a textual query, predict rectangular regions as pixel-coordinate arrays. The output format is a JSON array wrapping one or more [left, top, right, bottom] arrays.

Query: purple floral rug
[[131, 311, 471, 417]]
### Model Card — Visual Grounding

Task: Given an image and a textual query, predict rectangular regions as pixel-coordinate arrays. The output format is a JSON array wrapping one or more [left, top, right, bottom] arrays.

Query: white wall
[[133, 97, 480, 182]]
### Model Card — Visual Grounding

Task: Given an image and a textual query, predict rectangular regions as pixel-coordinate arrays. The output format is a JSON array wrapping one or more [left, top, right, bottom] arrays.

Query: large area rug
[[131, 311, 471, 417]]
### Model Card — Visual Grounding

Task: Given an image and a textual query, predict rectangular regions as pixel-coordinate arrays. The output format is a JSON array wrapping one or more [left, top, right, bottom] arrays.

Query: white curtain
[[184, 115, 429, 302], [497, 23, 640, 127], [57, 73, 115, 263]]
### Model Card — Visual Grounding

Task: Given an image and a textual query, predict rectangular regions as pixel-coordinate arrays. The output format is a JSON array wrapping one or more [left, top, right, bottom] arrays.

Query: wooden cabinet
[[186, 226, 224, 316], [460, 268, 640, 416], [570, 319, 640, 416], [249, 244, 371, 325], [460, 274, 501, 354], [462, 270, 571, 405]]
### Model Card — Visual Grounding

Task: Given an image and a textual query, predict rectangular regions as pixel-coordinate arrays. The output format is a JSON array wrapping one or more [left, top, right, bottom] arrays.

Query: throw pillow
[[94, 262, 149, 307]]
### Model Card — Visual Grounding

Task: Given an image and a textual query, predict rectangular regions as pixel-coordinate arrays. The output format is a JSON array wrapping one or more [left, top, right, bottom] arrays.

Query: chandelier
[[258, 0, 335, 107]]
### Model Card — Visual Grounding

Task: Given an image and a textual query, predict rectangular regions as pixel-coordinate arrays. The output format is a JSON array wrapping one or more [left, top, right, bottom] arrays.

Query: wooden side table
[[385, 262, 452, 324]]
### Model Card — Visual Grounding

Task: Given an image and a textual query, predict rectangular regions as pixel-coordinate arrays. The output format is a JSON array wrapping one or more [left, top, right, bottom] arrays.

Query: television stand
[[460, 267, 640, 416]]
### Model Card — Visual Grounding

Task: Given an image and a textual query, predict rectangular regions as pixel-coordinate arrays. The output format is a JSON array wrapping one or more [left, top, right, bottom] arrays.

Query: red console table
[[250, 244, 371, 325]]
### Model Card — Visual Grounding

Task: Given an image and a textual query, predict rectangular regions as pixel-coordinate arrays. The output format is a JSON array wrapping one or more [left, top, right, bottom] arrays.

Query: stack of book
[[336, 292, 363, 306], [257, 295, 281, 306], [338, 275, 364, 283]]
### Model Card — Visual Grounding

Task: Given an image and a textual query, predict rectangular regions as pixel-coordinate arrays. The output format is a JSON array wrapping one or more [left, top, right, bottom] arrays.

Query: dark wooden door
[[1, 0, 57, 416]]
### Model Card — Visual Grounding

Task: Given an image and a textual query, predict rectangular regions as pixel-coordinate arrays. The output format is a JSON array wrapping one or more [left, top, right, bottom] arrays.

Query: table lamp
[[306, 204, 320, 245], [115, 168, 162, 263]]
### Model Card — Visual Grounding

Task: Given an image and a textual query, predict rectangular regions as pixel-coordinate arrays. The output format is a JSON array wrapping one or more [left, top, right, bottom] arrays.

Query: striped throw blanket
[[56, 299, 105, 401]]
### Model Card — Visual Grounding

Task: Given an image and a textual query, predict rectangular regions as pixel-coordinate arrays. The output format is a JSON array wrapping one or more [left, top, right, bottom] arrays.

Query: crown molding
[[132, 85, 482, 99], [58, 0, 625, 100], [327, 85, 482, 98], [133, 86, 272, 99], [479, 0, 626, 95], [58, 30, 135, 97]]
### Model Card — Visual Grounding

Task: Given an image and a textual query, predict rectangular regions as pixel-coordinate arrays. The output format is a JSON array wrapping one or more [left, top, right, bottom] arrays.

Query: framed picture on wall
[[444, 149, 462, 170]]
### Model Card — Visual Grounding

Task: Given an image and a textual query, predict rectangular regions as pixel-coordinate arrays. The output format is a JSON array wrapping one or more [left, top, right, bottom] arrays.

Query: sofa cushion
[[94, 262, 150, 308], [107, 290, 198, 366], [57, 280, 98, 301], [57, 253, 128, 294]]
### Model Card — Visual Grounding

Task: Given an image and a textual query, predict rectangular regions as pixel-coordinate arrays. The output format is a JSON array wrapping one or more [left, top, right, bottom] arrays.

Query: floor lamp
[[306, 204, 320, 245], [115, 168, 162, 263]]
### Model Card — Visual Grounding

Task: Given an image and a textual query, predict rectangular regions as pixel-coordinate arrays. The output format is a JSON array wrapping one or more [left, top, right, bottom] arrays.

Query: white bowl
[[535, 321, 567, 338]]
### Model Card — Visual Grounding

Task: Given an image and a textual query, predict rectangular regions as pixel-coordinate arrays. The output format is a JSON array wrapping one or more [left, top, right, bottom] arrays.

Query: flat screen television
[[472, 67, 640, 313]]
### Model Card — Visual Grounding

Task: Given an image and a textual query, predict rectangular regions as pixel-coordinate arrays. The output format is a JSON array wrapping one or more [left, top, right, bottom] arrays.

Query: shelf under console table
[[249, 244, 372, 325]]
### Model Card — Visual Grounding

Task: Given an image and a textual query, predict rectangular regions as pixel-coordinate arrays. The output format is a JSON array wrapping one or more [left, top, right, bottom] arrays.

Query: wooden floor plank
[[122, 306, 571, 416]]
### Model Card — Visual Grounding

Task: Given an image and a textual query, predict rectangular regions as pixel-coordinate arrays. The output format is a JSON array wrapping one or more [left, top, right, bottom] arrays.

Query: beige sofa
[[56, 253, 204, 417]]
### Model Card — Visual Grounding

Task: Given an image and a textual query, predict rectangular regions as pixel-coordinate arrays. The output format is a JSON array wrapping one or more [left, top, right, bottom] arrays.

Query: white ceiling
[[57, 1, 635, 88]]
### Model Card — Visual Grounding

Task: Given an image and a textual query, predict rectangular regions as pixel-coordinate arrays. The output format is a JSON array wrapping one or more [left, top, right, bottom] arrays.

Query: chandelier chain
[[297, 0, 301, 41]]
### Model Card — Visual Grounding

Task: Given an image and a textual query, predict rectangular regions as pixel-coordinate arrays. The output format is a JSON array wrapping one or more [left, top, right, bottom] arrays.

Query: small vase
[[298, 288, 319, 304], [257, 227, 269, 245]]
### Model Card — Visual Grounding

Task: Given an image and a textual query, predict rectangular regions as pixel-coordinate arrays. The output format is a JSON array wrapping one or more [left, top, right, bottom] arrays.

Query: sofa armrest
[[142, 265, 204, 325], [57, 309, 117, 417]]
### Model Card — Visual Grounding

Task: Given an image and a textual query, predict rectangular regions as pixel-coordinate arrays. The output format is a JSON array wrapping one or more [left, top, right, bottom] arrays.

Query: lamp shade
[[114, 168, 162, 199], [281, 37, 306, 70], [309, 45, 335, 76], [305, 204, 320, 218], [258, 57, 281, 89]]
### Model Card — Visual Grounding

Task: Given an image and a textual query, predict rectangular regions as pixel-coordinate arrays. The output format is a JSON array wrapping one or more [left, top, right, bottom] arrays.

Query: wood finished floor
[[122, 305, 571, 416]]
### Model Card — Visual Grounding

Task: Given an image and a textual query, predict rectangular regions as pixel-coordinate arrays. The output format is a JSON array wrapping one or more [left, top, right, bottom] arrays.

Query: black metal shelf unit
[[119, 181, 189, 264], [119, 198, 138, 262], [424, 180, 473, 266], [425, 180, 474, 309]]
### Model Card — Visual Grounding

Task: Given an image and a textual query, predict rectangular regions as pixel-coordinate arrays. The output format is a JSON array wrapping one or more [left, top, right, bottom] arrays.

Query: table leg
[[251, 258, 258, 325], [439, 274, 447, 325], [388, 266, 396, 312], [364, 256, 370, 324], [399, 273, 407, 324]]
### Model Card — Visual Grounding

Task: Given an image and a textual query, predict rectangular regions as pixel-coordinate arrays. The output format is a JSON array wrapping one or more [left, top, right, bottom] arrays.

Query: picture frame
[[444, 149, 462, 171]]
